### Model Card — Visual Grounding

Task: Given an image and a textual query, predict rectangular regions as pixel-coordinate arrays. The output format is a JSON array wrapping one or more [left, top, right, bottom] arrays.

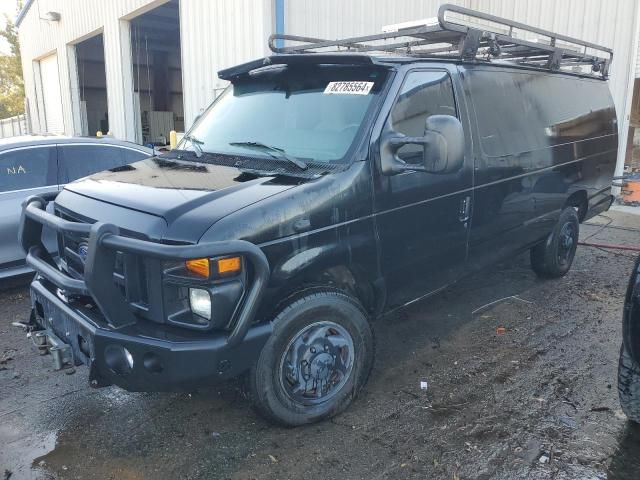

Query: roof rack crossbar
[[267, 3, 613, 79]]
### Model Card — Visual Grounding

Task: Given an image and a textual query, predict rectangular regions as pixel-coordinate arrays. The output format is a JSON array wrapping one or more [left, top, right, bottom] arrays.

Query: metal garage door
[[40, 54, 64, 134]]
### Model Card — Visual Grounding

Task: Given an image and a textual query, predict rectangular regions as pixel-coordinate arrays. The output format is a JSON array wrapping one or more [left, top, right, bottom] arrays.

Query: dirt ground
[[1, 209, 640, 480]]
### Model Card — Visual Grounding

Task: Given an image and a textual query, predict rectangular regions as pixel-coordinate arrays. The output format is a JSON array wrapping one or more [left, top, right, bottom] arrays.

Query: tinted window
[[0, 146, 56, 192], [186, 66, 387, 163], [520, 75, 615, 145], [58, 145, 147, 183], [468, 70, 616, 157], [387, 71, 457, 163], [467, 71, 540, 157]]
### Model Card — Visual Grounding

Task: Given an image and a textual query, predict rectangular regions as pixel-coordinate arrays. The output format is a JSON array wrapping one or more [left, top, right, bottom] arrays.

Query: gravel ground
[[1, 209, 639, 480]]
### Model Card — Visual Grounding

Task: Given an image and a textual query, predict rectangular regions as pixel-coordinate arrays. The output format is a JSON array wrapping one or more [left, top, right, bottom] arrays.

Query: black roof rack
[[268, 4, 612, 79]]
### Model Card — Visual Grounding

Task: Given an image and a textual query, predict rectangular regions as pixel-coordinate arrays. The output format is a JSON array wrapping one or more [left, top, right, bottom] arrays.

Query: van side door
[[461, 67, 542, 269], [373, 68, 474, 309]]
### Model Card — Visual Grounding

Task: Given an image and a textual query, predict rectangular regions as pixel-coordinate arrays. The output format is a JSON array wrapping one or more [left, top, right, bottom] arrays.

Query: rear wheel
[[249, 289, 374, 427], [530, 207, 579, 278], [619, 344, 640, 424]]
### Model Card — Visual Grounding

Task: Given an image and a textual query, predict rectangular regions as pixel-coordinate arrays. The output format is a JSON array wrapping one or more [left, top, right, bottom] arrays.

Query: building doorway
[[130, 0, 183, 146], [39, 53, 64, 134], [75, 34, 109, 136]]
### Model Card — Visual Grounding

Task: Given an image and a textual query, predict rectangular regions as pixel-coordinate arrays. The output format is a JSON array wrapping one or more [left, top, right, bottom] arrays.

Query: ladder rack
[[268, 4, 612, 79]]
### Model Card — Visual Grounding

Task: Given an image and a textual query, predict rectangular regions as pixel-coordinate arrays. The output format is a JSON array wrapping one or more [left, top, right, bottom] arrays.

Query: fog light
[[104, 345, 134, 375], [189, 288, 211, 320]]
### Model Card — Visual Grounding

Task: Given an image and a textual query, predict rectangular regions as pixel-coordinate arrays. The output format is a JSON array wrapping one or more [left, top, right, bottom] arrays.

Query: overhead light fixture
[[41, 11, 61, 22]]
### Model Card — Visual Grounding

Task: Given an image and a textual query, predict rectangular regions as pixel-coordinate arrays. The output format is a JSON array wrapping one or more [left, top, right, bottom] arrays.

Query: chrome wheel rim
[[278, 321, 355, 406]]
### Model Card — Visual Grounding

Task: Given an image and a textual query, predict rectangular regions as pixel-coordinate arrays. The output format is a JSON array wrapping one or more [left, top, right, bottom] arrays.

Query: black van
[[20, 5, 617, 426]]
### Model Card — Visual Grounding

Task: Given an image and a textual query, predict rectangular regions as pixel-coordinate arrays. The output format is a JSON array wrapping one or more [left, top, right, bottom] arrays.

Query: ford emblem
[[78, 243, 89, 261]]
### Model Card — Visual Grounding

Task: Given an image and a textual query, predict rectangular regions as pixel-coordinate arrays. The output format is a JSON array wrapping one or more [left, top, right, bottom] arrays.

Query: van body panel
[[461, 65, 617, 270], [199, 160, 380, 316], [370, 63, 475, 307]]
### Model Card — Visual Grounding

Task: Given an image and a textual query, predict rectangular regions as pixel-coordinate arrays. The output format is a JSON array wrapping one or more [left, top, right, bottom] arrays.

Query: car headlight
[[189, 288, 212, 320]]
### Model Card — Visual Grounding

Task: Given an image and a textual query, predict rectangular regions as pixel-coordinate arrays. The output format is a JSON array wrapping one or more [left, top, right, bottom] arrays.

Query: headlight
[[189, 288, 212, 320]]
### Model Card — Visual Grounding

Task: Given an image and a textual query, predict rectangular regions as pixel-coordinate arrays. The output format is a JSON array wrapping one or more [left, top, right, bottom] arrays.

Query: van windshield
[[182, 66, 387, 164]]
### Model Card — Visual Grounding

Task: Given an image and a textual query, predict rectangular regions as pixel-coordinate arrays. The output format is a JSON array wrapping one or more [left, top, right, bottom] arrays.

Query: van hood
[[63, 157, 300, 243]]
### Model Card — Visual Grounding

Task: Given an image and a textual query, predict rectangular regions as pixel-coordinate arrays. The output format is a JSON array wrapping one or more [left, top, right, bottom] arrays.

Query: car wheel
[[249, 289, 374, 427], [619, 344, 640, 424], [530, 206, 579, 278]]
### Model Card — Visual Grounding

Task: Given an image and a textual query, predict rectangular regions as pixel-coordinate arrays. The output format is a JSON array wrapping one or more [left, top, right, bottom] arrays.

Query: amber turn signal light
[[185, 258, 210, 277], [217, 256, 241, 275]]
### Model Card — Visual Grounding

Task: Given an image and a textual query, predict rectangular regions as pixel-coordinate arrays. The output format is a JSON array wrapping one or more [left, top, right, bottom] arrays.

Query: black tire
[[249, 289, 374, 427], [619, 344, 640, 424], [530, 207, 580, 278]]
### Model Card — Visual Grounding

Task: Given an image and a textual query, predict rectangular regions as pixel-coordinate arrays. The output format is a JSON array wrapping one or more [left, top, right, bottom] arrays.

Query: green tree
[[0, 2, 24, 118]]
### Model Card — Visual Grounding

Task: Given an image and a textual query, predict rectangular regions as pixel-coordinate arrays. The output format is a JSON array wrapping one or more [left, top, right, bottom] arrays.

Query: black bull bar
[[19, 194, 270, 347]]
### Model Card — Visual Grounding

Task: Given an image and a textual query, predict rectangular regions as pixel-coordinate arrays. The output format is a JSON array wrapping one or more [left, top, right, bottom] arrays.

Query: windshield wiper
[[229, 141, 308, 170], [182, 134, 204, 158]]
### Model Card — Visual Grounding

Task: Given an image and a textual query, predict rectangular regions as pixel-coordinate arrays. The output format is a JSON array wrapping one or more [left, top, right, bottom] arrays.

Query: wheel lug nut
[[310, 347, 316, 353], [324, 345, 329, 351]]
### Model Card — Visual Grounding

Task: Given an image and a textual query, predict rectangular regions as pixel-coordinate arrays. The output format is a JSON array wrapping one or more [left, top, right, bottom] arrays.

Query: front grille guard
[[19, 195, 270, 347]]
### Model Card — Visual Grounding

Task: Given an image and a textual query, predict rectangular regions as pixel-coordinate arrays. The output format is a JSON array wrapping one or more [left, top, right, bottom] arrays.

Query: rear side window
[[466, 71, 540, 157], [387, 71, 457, 163], [467, 70, 616, 157], [0, 146, 56, 192], [521, 75, 615, 145], [121, 148, 150, 164], [58, 145, 148, 183]]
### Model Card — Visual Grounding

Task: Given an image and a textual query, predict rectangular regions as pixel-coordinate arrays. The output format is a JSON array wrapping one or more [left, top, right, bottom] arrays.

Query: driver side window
[[388, 71, 457, 163]]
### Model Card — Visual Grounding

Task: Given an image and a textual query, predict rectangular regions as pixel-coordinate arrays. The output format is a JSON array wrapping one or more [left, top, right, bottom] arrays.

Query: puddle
[[0, 424, 57, 480]]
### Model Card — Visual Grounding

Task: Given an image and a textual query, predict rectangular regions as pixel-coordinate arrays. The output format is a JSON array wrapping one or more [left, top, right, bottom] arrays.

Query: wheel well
[[273, 265, 379, 317], [565, 190, 588, 222]]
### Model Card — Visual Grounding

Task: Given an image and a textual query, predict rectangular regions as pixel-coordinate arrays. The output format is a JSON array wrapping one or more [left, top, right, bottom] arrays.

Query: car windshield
[[181, 65, 387, 164]]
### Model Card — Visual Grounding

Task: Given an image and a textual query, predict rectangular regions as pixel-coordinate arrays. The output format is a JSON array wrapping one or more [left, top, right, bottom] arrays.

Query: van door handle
[[459, 195, 471, 223]]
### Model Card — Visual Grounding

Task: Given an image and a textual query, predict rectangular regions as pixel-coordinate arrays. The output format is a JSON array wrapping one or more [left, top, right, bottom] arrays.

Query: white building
[[16, 0, 640, 177]]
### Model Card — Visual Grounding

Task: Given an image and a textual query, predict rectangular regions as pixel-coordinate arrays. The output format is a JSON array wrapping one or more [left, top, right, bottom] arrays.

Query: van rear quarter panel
[[461, 65, 617, 267]]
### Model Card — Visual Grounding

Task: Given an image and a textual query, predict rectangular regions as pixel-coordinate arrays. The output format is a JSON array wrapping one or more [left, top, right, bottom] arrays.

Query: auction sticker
[[324, 81, 374, 95]]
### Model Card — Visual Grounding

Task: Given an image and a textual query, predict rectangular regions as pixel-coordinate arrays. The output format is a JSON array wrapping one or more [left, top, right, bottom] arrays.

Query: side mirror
[[380, 115, 465, 175]]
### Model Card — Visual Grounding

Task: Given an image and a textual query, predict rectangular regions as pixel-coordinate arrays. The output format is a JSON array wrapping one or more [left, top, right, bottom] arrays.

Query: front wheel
[[530, 207, 580, 278], [248, 289, 374, 427]]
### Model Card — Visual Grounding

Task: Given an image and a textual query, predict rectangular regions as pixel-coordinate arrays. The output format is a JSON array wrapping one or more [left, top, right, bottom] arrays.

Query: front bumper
[[20, 194, 272, 391], [31, 278, 271, 390]]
